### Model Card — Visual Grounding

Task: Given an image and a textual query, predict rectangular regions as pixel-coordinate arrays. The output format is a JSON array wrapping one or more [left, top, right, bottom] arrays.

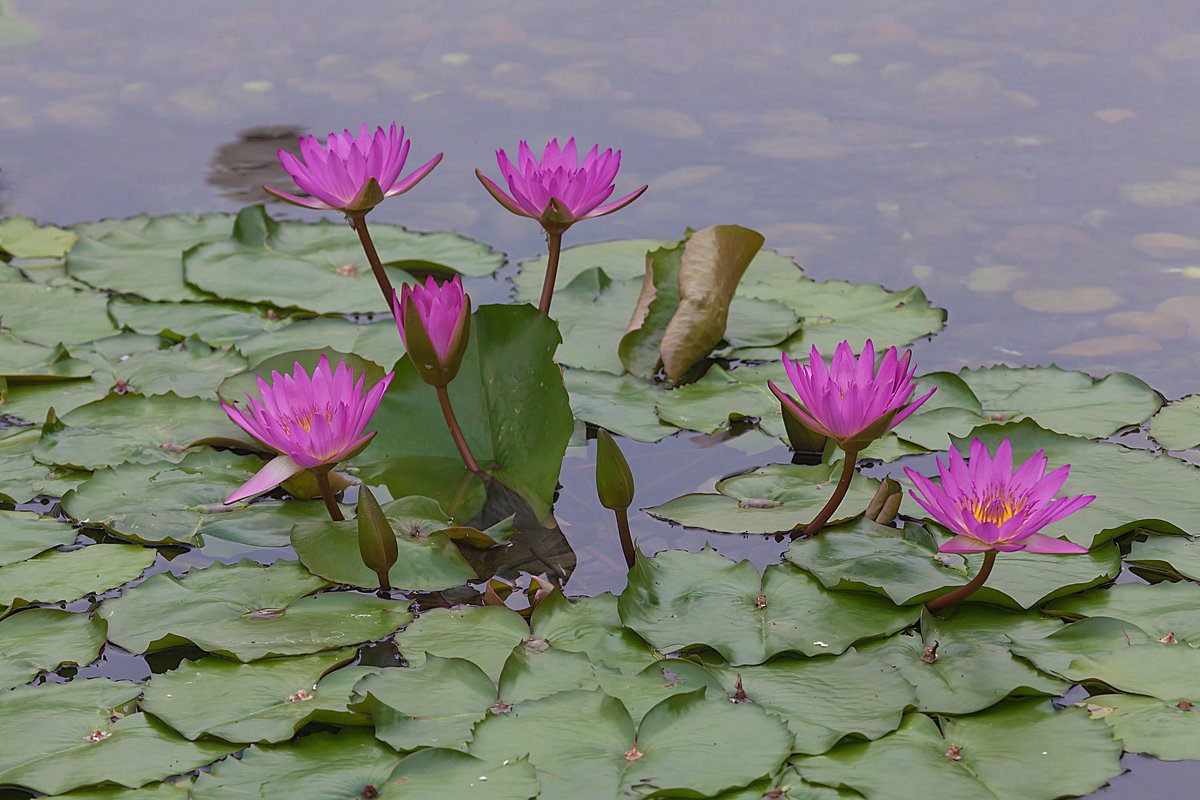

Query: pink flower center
[[961, 487, 1027, 526]]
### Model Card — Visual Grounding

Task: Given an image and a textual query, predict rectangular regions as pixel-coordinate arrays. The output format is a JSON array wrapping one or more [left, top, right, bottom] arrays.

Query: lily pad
[[1126, 534, 1200, 582], [0, 607, 107, 690], [393, 604, 530, 681], [141, 649, 367, 743], [290, 496, 476, 592], [712, 648, 916, 754], [0, 428, 92, 503], [183, 205, 502, 314], [190, 729, 539, 800], [1083, 693, 1200, 761], [1147, 394, 1200, 450], [530, 590, 658, 673], [0, 543, 156, 607], [1043, 581, 1200, 644], [0, 679, 238, 795], [468, 688, 794, 800], [1009, 617, 1200, 703], [0, 372, 113, 425], [0, 216, 77, 259], [0, 282, 118, 346], [855, 606, 1068, 715], [61, 449, 336, 549], [786, 517, 1122, 609], [68, 213, 233, 302], [654, 364, 786, 440], [645, 461, 880, 534], [33, 393, 242, 471], [88, 338, 248, 399], [233, 316, 403, 371], [562, 368, 676, 442], [957, 420, 1200, 547], [107, 297, 293, 347], [618, 547, 920, 666], [795, 700, 1122, 800], [0, 334, 92, 380], [356, 304, 574, 517], [99, 559, 413, 661], [0, 508, 77, 566]]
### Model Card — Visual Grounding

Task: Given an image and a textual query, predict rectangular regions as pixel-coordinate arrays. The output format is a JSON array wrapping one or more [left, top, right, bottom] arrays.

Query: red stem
[[801, 449, 860, 536], [538, 229, 564, 315], [313, 471, 345, 522], [436, 384, 483, 474], [926, 549, 998, 612], [349, 214, 395, 309], [614, 507, 636, 569]]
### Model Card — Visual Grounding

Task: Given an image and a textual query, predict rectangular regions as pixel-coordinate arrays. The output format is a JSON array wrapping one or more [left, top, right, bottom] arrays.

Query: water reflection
[[206, 124, 302, 203]]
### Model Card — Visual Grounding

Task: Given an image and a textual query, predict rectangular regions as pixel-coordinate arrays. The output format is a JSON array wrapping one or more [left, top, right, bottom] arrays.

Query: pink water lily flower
[[769, 339, 935, 452], [905, 438, 1093, 554], [476, 138, 646, 231], [393, 275, 471, 387], [264, 123, 442, 215], [221, 355, 394, 504]]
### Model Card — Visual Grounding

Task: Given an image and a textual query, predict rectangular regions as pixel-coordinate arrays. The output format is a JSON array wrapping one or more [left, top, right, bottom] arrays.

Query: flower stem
[[348, 213, 395, 309], [435, 384, 483, 474], [538, 229, 564, 315], [313, 471, 345, 522], [800, 449, 860, 536], [926, 549, 998, 612], [614, 507, 636, 569]]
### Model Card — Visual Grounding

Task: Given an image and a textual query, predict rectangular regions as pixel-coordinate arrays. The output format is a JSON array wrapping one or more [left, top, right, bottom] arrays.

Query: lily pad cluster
[[3, 210, 1200, 799]]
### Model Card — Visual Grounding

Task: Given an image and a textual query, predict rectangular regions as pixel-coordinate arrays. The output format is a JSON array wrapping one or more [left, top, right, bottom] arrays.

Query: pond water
[[2, 0, 1200, 797]]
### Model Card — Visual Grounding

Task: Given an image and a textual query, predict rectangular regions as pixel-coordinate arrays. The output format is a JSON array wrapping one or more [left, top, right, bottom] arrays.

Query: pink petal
[[223, 454, 305, 504]]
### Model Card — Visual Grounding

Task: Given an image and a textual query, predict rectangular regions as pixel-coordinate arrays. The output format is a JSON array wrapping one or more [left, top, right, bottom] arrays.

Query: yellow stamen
[[962, 487, 1025, 525]]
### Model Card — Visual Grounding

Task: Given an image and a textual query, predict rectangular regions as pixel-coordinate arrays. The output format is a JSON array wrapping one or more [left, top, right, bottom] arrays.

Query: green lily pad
[[42, 781, 193, 799], [183, 205, 502, 314], [1009, 617, 1200, 703], [99, 559, 412, 661], [141, 649, 366, 742], [393, 604, 530, 681], [855, 606, 1068, 715], [33, 393, 242, 471], [892, 366, 1163, 451], [654, 364, 786, 440], [712, 648, 916, 754], [530, 590, 658, 673], [0, 607, 107, 690], [562, 367, 676, 442], [1083, 693, 1200, 761], [89, 338, 248, 399], [0, 372, 113, 425], [550, 267, 644, 374], [190, 728, 539, 800], [731, 281, 945, 361], [958, 420, 1200, 547], [786, 517, 1122, 609], [0, 216, 77, 259], [0, 508, 77, 566], [357, 304, 574, 517], [290, 496, 476, 592], [0, 334, 92, 380], [469, 687, 793, 800], [108, 297, 293, 347], [795, 700, 1122, 800], [0, 679, 238, 795], [233, 316, 403, 372], [645, 461, 880, 534], [0, 282, 118, 346], [1043, 581, 1200, 645], [515, 238, 671, 300], [1148, 394, 1200, 450], [68, 213, 233, 302], [1126, 534, 1200, 581], [61, 449, 335, 550], [0, 544, 156, 607], [0, 428, 92, 503], [618, 547, 920, 666]]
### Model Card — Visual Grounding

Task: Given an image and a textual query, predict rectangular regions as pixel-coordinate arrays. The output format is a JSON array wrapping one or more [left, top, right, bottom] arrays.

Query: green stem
[[538, 229, 564, 315], [348, 214, 396, 309], [436, 384, 483, 474], [373, 568, 392, 593], [313, 471, 345, 522], [800, 449, 860, 536], [926, 549, 998, 612], [614, 507, 636, 569]]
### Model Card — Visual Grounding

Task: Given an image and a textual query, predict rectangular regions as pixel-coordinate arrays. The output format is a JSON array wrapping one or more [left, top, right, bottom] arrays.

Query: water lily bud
[[595, 428, 635, 511], [394, 276, 471, 387], [356, 486, 398, 591], [865, 478, 902, 525]]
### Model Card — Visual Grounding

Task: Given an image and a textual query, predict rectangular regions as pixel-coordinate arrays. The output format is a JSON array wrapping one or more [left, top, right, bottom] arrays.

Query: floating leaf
[[92, 337, 248, 399], [0, 679, 237, 795], [0, 428, 91, 503], [645, 461, 880, 534], [108, 297, 293, 347], [530, 590, 658, 673], [0, 216, 76, 259], [618, 547, 919, 665], [0, 282, 118, 346], [796, 701, 1121, 800], [0, 544, 155, 607], [1044, 581, 1200, 645], [393, 605, 530, 681], [654, 364, 786, 439], [61, 449, 334, 550], [68, 213, 233, 302], [1147, 394, 1200, 450], [234, 316, 403, 371], [141, 649, 366, 743], [99, 559, 412, 661], [0, 508, 76, 567], [0, 608, 107, 690], [1083, 693, 1200, 762], [184, 205, 501, 314], [0, 334, 92, 381], [1126, 534, 1200, 582], [562, 368, 675, 442], [291, 496, 476, 592]]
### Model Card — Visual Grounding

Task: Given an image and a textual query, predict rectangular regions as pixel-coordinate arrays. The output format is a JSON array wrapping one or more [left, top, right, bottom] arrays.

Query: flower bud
[[595, 428, 635, 511], [356, 486, 398, 591], [394, 276, 471, 387]]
